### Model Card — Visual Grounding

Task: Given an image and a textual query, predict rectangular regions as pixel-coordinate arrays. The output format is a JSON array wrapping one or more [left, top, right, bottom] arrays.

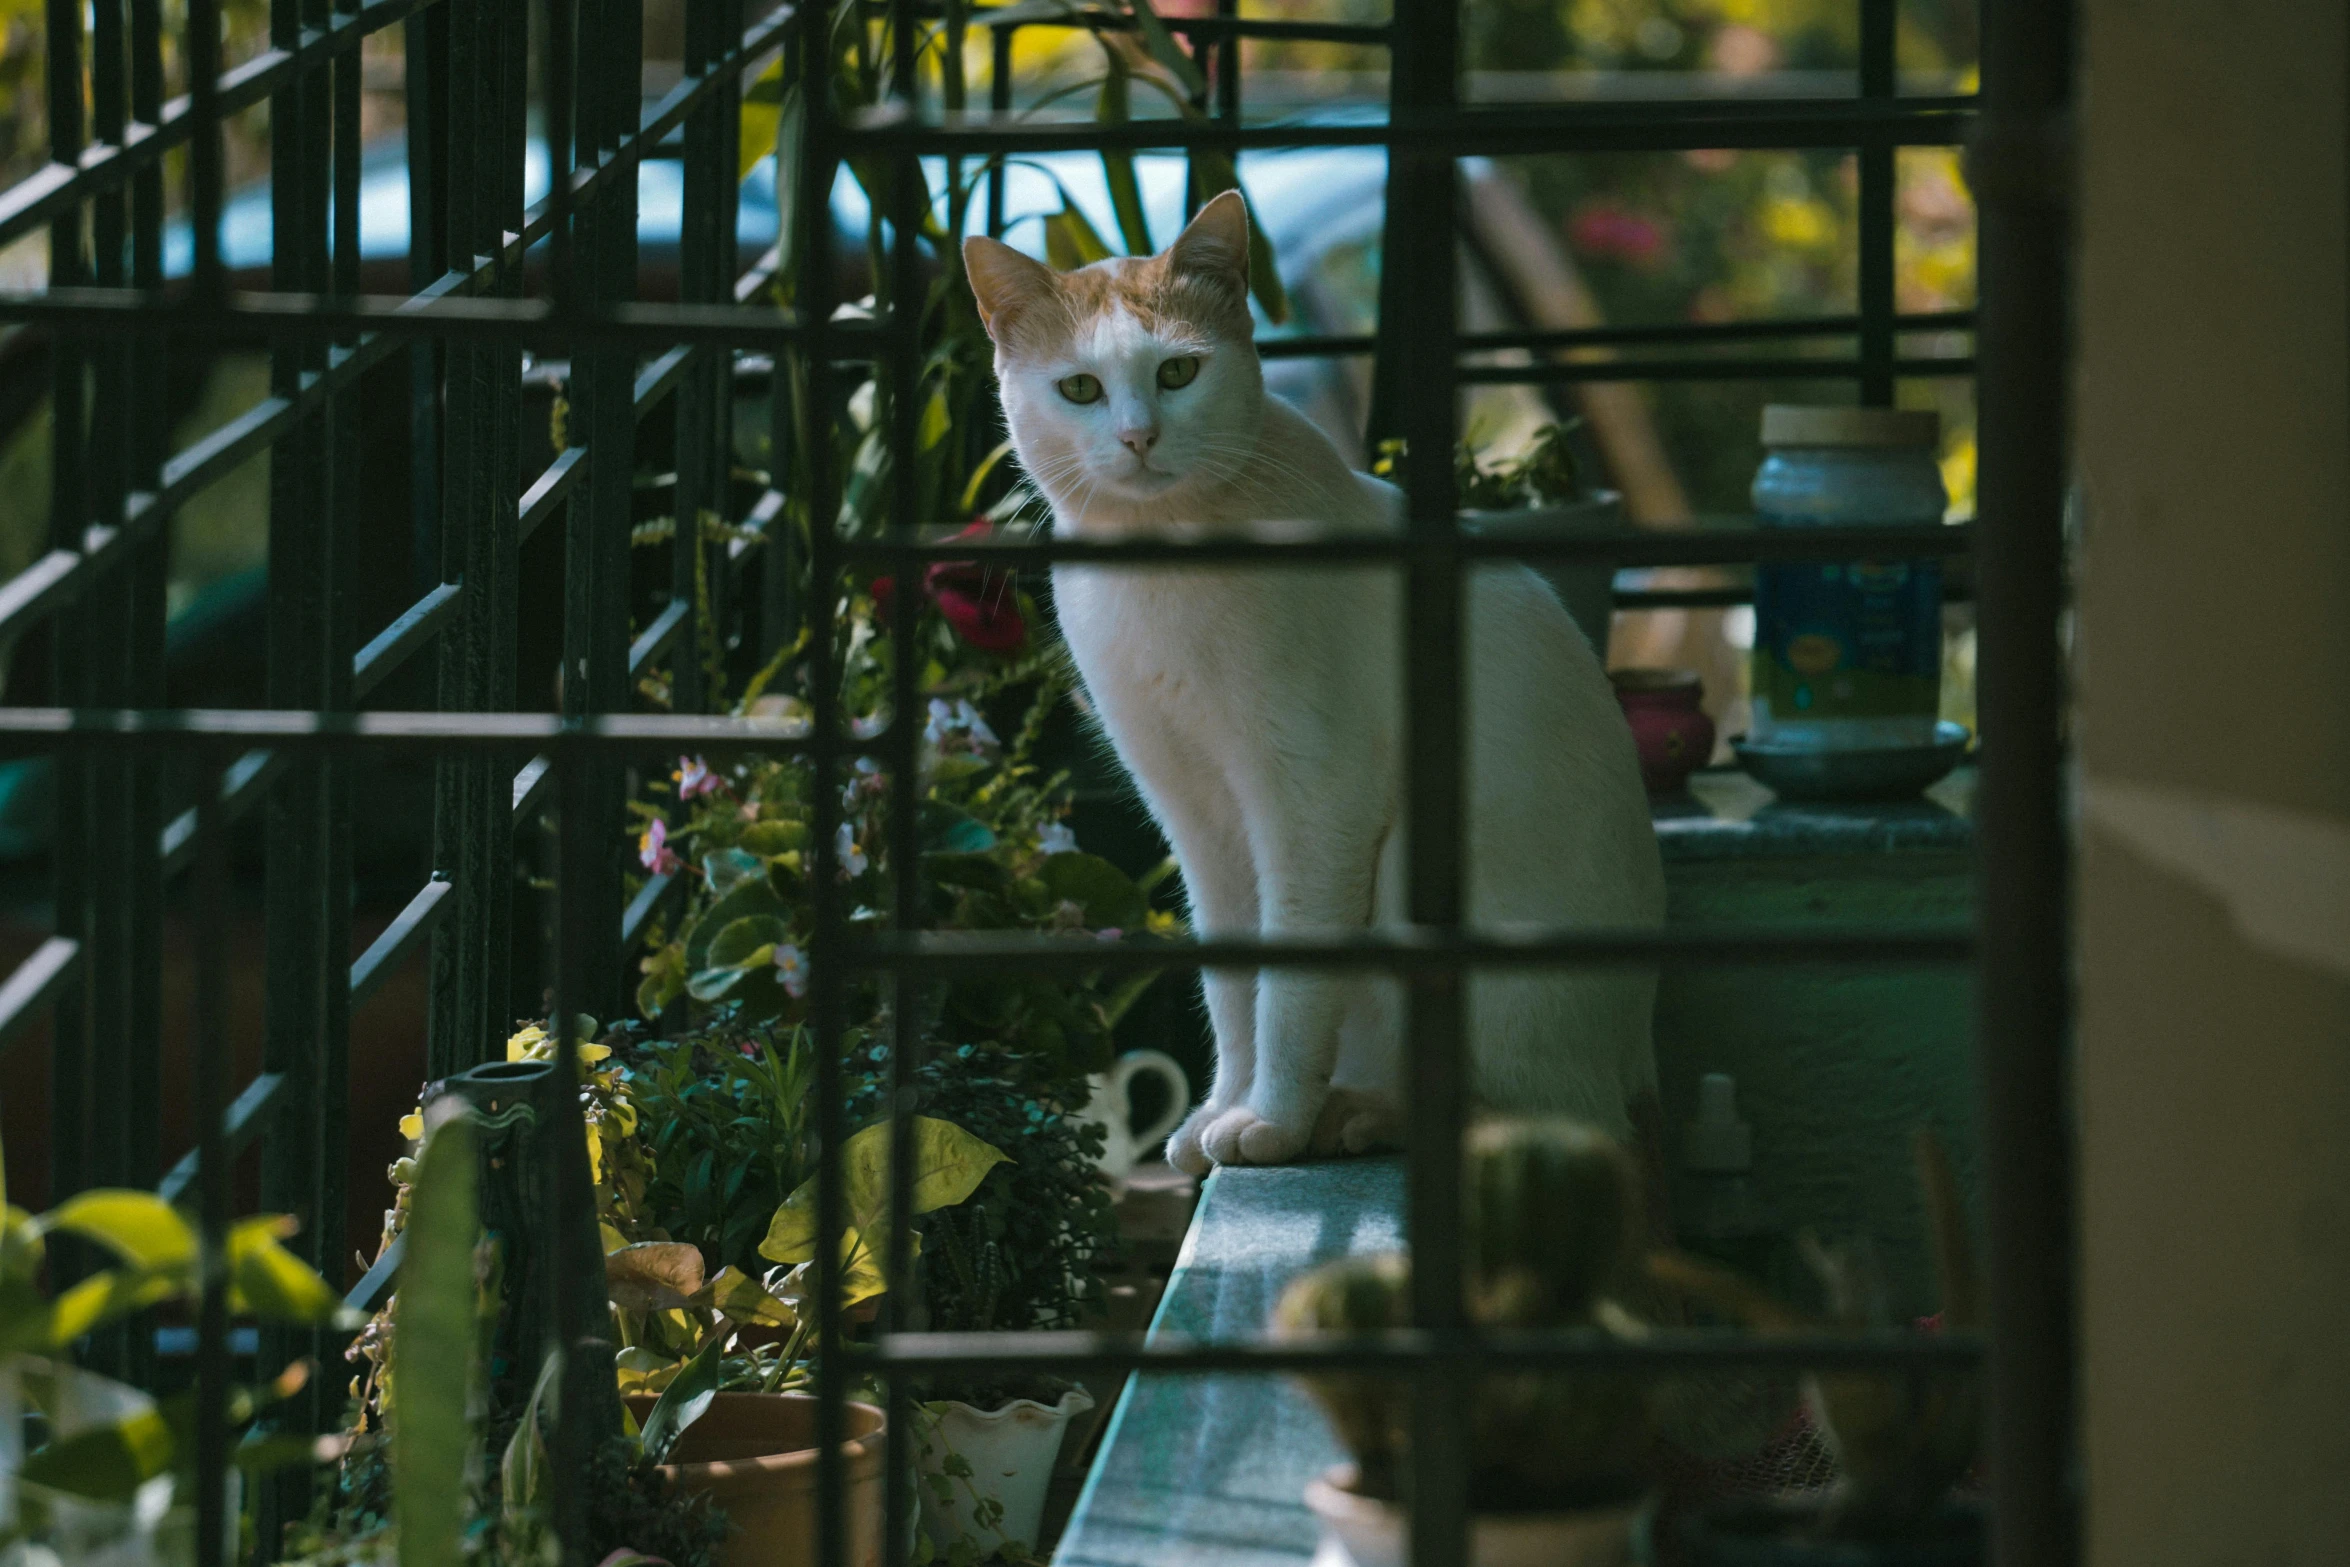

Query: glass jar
[[1749, 405, 1949, 751]]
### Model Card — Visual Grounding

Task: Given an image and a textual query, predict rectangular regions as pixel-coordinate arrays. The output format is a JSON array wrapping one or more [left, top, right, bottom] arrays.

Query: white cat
[[964, 193, 1666, 1175]]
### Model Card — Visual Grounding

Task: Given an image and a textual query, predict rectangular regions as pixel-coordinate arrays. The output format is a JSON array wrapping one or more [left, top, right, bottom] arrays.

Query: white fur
[[983, 245, 1666, 1175]]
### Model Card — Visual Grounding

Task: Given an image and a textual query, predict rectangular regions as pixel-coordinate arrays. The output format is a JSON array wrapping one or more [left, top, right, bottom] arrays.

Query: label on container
[[1751, 558, 1941, 745]]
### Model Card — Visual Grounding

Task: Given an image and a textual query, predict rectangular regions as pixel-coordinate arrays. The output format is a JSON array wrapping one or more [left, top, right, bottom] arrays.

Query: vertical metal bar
[[674, 0, 719, 715], [879, 61, 925, 1567], [188, 0, 226, 298], [42, 0, 91, 1253], [83, 0, 135, 1383], [123, 0, 168, 1397], [1385, 0, 1469, 1559], [1856, 0, 1897, 406], [1214, 0, 1239, 123], [794, 14, 848, 1563], [486, 0, 527, 1021], [987, 25, 1011, 237], [544, 0, 578, 311], [192, 785, 232, 1567], [1971, 0, 2076, 1562]]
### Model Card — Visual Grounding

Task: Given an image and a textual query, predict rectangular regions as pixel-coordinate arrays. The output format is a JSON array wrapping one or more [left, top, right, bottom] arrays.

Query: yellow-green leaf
[[758, 1117, 1007, 1265], [20, 1406, 175, 1501], [919, 386, 953, 452], [1043, 205, 1113, 272], [229, 1217, 351, 1325], [397, 1114, 481, 1567], [44, 1268, 181, 1347], [46, 1190, 197, 1272], [739, 57, 787, 180], [701, 1264, 797, 1329]]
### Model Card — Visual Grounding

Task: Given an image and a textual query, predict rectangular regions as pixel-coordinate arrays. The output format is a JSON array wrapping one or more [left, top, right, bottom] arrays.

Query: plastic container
[[1749, 406, 1948, 751]]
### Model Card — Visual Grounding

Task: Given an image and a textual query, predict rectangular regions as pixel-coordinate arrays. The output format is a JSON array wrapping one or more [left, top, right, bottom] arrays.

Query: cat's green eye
[[1057, 373, 1103, 405], [1157, 356, 1201, 390]]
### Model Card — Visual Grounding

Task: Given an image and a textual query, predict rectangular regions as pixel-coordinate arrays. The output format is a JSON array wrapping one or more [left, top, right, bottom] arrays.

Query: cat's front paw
[[1309, 1087, 1405, 1157], [1166, 1103, 1225, 1177], [1199, 1105, 1311, 1167]]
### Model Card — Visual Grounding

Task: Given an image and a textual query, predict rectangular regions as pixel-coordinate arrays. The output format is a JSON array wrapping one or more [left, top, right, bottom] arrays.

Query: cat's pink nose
[[1119, 425, 1159, 456]]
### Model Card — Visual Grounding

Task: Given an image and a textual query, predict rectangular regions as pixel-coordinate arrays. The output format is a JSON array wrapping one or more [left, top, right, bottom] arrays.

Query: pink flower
[[639, 818, 682, 875], [676, 756, 721, 799], [1566, 202, 1669, 268], [871, 521, 1029, 655]]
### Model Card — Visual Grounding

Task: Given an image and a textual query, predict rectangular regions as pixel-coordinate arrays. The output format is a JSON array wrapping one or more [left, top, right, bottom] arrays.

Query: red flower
[[870, 520, 1028, 654], [1566, 201, 1669, 268]]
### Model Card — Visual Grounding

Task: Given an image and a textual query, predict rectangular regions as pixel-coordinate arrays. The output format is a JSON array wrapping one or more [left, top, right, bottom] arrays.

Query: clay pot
[[624, 1391, 888, 1567], [1304, 1465, 1647, 1567], [1611, 668, 1717, 796]]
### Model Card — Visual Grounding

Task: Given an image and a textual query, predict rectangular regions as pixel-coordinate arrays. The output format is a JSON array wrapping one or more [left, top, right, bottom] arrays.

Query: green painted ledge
[[1056, 771, 1978, 1565]]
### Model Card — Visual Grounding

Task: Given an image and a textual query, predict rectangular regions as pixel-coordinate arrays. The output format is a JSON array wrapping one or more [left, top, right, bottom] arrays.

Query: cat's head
[[964, 192, 1262, 520]]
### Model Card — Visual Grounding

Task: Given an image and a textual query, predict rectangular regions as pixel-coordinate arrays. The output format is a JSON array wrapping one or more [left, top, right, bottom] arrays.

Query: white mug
[[1077, 1050, 1191, 1181]]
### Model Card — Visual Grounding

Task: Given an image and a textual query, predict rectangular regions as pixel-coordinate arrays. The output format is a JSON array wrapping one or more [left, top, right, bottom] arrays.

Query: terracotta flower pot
[[1304, 1465, 1646, 1567], [1611, 667, 1717, 796], [625, 1392, 888, 1567], [1675, 1500, 1985, 1566]]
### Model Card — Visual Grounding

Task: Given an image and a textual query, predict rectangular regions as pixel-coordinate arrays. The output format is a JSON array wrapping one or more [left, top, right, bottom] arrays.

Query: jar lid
[[1760, 404, 1941, 448]]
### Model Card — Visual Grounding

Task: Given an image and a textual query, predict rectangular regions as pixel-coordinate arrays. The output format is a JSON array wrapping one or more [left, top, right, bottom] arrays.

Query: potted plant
[[1271, 1117, 1660, 1567], [1377, 421, 1624, 653], [1650, 1130, 1985, 1566]]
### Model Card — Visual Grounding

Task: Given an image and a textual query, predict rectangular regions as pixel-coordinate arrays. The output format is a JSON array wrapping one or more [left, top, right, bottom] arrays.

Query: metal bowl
[[1730, 721, 1973, 803]]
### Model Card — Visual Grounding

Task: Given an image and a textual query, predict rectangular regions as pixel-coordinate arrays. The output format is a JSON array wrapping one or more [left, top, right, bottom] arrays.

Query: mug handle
[[1110, 1049, 1191, 1153]]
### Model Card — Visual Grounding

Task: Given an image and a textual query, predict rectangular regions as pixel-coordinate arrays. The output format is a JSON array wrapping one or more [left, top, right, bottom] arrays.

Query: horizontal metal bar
[[0, 288, 809, 349], [349, 877, 455, 1009], [519, 450, 586, 546], [0, 937, 80, 1058], [157, 1072, 288, 1204], [619, 871, 682, 950], [850, 97, 1974, 156], [1460, 354, 1977, 385], [1614, 581, 1975, 610], [845, 924, 1972, 977], [835, 522, 1973, 570], [1259, 308, 1976, 363], [352, 583, 464, 701], [976, 6, 1391, 46], [855, 1328, 1985, 1377], [628, 598, 695, 680], [512, 755, 555, 820], [159, 748, 284, 876], [0, 552, 85, 646], [346, 1231, 404, 1313], [0, 0, 437, 251]]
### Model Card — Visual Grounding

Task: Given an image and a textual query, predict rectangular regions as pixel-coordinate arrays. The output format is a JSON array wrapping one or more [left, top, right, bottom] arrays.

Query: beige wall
[[2076, 2, 2350, 1562]]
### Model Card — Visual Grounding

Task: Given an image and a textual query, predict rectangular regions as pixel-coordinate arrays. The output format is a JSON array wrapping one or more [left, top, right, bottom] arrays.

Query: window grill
[[0, 0, 2073, 1564]]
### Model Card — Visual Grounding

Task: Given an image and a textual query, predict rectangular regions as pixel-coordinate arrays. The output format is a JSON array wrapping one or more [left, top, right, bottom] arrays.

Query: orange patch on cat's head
[[963, 190, 1254, 359]]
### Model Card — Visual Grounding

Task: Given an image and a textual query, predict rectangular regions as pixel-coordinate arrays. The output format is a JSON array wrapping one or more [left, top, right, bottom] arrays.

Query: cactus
[[1271, 1117, 1656, 1511]]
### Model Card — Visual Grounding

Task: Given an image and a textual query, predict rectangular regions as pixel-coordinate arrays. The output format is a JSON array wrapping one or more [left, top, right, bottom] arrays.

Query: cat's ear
[[963, 236, 1058, 341], [1164, 190, 1250, 295]]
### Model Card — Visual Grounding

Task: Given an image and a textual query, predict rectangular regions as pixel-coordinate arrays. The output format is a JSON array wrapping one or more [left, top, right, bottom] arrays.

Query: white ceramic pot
[[913, 1387, 1096, 1559], [1303, 1466, 1646, 1567], [1075, 1049, 1190, 1180]]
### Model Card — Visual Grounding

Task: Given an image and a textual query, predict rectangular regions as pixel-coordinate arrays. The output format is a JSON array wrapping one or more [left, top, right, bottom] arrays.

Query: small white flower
[[773, 943, 809, 998], [1038, 822, 1078, 856], [923, 697, 1000, 753], [851, 711, 888, 740], [836, 820, 869, 878], [955, 699, 1000, 750]]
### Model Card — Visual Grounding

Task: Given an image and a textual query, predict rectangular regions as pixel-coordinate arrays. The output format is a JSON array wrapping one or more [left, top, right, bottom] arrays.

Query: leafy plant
[[1373, 419, 1591, 512], [0, 1134, 354, 1563], [1270, 1117, 1657, 1511]]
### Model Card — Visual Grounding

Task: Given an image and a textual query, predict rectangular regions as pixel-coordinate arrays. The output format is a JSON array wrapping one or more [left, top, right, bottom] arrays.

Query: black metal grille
[[0, 0, 2073, 1563]]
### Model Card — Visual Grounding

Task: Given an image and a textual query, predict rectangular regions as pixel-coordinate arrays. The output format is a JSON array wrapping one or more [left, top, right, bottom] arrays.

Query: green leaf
[[738, 819, 809, 857], [396, 1113, 481, 1567], [1043, 204, 1113, 271], [759, 1118, 1009, 1267], [921, 801, 998, 856], [1095, 48, 1153, 256], [739, 58, 786, 180], [20, 1406, 174, 1500], [1037, 851, 1149, 931], [1125, 0, 1206, 98], [229, 1216, 352, 1324], [925, 851, 1011, 895], [639, 1329, 727, 1466], [44, 1266, 180, 1346], [700, 1264, 798, 1329], [683, 873, 787, 971], [501, 1351, 561, 1536], [234, 1429, 333, 1475], [770, 80, 808, 297], [46, 1189, 197, 1272], [707, 914, 791, 971]]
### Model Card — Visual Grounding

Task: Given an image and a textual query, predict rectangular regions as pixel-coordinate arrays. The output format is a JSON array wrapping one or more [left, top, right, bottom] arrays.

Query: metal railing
[[0, 0, 2072, 1563]]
